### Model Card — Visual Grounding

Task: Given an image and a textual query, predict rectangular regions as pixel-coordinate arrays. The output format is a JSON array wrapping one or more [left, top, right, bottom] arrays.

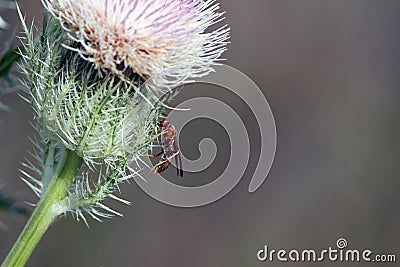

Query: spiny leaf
[[0, 46, 22, 80]]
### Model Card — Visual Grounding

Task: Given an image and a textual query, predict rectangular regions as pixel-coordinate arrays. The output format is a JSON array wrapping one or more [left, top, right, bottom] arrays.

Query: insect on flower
[[147, 116, 183, 177]]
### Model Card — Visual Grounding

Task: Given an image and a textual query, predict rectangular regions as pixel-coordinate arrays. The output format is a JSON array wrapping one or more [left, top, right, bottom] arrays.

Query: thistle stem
[[1, 149, 83, 267]]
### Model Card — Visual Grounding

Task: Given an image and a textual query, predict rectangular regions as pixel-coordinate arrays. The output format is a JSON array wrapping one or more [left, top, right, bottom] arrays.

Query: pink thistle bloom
[[42, 0, 230, 88]]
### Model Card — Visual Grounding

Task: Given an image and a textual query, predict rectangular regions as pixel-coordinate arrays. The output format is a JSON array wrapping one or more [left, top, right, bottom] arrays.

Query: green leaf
[[0, 46, 22, 79], [0, 190, 30, 217]]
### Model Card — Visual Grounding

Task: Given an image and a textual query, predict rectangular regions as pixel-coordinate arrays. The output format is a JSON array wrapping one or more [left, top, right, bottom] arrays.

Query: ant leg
[[144, 151, 163, 158], [148, 158, 171, 175], [165, 150, 180, 162], [173, 142, 183, 177], [177, 153, 183, 177]]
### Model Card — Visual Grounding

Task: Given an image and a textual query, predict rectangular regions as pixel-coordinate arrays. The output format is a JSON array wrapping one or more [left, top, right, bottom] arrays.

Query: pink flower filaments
[[42, 0, 230, 88]]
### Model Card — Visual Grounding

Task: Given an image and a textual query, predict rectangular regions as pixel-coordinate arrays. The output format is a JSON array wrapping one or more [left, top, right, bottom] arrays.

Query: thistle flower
[[42, 0, 230, 88], [2, 1, 230, 265]]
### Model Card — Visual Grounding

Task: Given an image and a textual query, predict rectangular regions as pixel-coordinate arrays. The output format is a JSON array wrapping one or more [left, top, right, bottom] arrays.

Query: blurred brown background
[[0, 0, 399, 266]]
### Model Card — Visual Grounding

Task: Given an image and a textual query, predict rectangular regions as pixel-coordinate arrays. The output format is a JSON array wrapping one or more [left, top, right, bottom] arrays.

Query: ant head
[[158, 112, 171, 126], [158, 119, 167, 127]]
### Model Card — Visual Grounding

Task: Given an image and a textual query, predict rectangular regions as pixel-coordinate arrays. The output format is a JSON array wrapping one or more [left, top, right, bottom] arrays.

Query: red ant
[[147, 116, 183, 177]]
